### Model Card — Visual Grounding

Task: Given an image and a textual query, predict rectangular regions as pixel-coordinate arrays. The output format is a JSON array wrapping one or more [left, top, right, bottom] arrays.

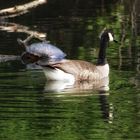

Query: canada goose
[[41, 29, 116, 83]]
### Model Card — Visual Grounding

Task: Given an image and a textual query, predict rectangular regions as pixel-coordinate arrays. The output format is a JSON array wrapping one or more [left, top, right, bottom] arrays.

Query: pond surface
[[0, 1, 140, 140]]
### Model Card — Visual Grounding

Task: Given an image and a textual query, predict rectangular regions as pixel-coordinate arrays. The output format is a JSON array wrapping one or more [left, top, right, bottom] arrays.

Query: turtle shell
[[26, 41, 66, 61]]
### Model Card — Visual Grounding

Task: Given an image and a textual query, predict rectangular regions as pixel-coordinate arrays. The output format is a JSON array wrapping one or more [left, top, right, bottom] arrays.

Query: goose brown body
[[43, 59, 109, 81]]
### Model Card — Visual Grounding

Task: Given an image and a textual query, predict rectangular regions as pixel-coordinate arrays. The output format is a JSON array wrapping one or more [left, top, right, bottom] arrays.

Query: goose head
[[99, 28, 119, 45], [99, 28, 115, 43]]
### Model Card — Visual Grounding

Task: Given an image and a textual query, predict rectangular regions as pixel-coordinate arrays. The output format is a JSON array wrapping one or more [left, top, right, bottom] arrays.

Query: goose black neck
[[96, 37, 109, 66]]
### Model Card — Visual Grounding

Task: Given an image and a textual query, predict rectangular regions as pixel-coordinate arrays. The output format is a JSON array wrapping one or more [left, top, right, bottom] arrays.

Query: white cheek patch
[[108, 33, 114, 41]]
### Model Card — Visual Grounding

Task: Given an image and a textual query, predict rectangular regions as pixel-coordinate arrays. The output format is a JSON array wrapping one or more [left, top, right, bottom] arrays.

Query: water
[[0, 0, 140, 140]]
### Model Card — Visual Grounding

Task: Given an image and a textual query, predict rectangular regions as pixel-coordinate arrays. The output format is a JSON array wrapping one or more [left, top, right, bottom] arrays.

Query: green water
[[0, 0, 140, 139]]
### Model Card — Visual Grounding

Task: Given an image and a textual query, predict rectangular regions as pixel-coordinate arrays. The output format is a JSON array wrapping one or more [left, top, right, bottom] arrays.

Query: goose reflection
[[44, 77, 109, 94], [43, 74, 112, 124]]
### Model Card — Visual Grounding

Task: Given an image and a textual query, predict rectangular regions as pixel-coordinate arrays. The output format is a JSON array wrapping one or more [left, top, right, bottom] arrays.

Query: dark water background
[[0, 0, 140, 140]]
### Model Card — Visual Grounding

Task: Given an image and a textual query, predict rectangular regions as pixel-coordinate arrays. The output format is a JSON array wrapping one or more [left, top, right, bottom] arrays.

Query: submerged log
[[0, 0, 47, 18], [0, 55, 20, 62]]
